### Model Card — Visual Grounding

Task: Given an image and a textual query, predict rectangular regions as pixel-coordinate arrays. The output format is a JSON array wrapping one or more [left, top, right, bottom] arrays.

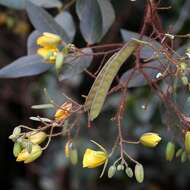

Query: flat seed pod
[[84, 41, 138, 120], [176, 148, 183, 158]]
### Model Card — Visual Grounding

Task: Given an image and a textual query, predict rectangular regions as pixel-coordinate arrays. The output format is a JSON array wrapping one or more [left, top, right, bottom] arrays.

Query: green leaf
[[0, 55, 52, 78], [58, 48, 93, 81], [26, 1, 70, 43], [0, 0, 62, 9], [27, 30, 41, 55], [84, 41, 138, 120], [55, 11, 76, 42], [76, 0, 115, 44]]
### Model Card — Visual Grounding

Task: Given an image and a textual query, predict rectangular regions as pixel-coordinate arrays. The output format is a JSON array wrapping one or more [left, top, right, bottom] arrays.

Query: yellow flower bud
[[28, 131, 47, 145], [54, 102, 72, 122], [37, 32, 61, 47], [16, 144, 42, 163], [185, 131, 190, 153], [16, 149, 30, 162], [139, 132, 161, 148], [65, 141, 71, 158], [83, 148, 108, 168], [37, 47, 58, 64], [24, 145, 42, 164]]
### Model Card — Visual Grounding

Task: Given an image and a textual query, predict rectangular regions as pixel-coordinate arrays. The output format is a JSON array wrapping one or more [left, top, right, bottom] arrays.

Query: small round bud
[[125, 167, 133, 178], [117, 164, 124, 171], [108, 165, 116, 178], [135, 164, 144, 183]]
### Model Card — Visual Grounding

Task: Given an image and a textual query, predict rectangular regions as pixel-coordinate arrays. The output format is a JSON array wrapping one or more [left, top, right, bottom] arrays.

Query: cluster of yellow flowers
[[12, 131, 47, 163], [37, 32, 62, 64]]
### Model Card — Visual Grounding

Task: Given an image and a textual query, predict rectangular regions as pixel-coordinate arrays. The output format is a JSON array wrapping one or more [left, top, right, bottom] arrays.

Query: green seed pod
[[181, 151, 187, 163], [108, 165, 116, 178], [117, 164, 124, 171], [13, 142, 22, 157], [70, 149, 78, 165], [185, 132, 190, 154], [135, 164, 144, 183], [176, 148, 183, 158], [165, 142, 175, 161], [125, 167, 133, 178]]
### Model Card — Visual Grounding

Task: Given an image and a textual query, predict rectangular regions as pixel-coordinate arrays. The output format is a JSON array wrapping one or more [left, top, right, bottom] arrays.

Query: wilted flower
[[54, 102, 72, 122], [16, 144, 42, 163], [27, 131, 47, 145], [83, 148, 108, 168], [139, 132, 161, 147], [37, 32, 61, 47]]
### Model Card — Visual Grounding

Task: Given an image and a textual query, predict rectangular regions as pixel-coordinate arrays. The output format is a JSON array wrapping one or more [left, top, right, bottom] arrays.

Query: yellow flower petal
[[16, 149, 30, 162], [140, 132, 161, 148], [83, 148, 108, 168], [54, 102, 72, 122], [37, 32, 61, 47], [37, 47, 58, 64]]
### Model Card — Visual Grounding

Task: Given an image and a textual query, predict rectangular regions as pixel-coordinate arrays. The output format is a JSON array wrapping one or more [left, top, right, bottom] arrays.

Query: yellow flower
[[140, 132, 161, 148], [16, 144, 42, 163], [16, 148, 30, 162], [27, 131, 47, 145], [54, 102, 72, 122], [37, 32, 61, 47], [37, 47, 58, 64], [83, 148, 108, 168]]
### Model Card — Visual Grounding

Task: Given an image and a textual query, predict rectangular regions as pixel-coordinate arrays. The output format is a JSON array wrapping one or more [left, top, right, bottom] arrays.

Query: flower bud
[[108, 165, 116, 178], [70, 149, 78, 165], [28, 131, 47, 145], [176, 148, 183, 158], [185, 131, 190, 154], [117, 164, 124, 171], [24, 145, 42, 164], [65, 141, 72, 158], [16, 149, 30, 162], [165, 142, 175, 161], [135, 164, 144, 183], [16, 144, 42, 163], [125, 167, 133, 178], [54, 102, 72, 122], [181, 151, 187, 163], [140, 132, 161, 148], [13, 142, 22, 157]]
